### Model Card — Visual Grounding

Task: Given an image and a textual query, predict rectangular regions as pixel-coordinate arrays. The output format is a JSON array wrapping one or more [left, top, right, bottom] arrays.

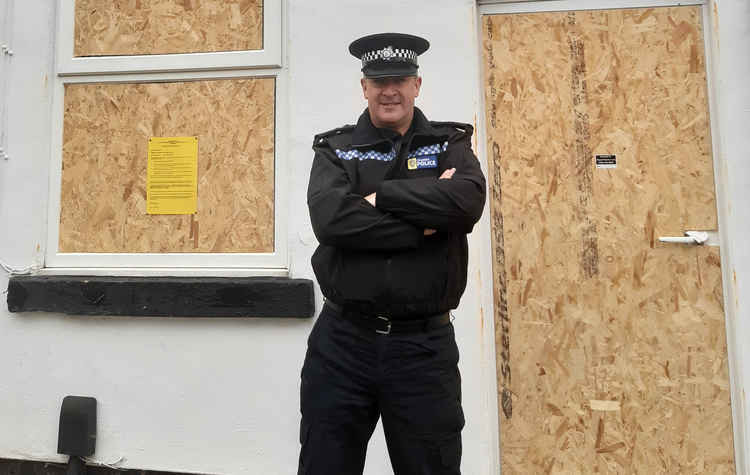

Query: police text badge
[[407, 155, 438, 170]]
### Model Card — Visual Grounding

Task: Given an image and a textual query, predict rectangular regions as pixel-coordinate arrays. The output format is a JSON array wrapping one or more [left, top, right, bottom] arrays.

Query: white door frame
[[473, 2, 745, 474]]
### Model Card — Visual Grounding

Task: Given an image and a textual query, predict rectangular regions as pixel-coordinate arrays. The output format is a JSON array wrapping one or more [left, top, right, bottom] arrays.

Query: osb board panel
[[60, 78, 275, 253], [74, 0, 263, 56], [483, 7, 734, 474]]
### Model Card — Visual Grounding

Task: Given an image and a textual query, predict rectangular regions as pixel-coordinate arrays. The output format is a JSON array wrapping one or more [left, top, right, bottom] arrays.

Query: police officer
[[299, 33, 486, 475]]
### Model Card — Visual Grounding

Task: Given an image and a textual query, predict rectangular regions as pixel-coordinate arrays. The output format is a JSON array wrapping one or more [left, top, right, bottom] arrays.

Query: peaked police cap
[[349, 33, 430, 78]]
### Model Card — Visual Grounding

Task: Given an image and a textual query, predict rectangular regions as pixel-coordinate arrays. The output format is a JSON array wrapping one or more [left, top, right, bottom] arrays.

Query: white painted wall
[[0, 0, 495, 474], [1, 0, 748, 474], [707, 0, 750, 472], [289, 1, 496, 474]]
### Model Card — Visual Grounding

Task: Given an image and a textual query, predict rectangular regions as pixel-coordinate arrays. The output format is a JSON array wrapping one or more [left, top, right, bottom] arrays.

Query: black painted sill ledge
[[6, 275, 315, 318], [0, 457, 209, 474]]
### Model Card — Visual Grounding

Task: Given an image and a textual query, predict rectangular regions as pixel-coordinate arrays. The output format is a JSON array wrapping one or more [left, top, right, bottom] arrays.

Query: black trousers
[[298, 305, 464, 475]]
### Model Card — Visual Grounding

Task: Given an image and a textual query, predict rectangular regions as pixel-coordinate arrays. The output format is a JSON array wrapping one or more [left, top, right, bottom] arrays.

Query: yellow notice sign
[[147, 137, 198, 215]]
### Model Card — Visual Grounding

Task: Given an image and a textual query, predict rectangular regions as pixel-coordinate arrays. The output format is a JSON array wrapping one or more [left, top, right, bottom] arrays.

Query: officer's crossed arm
[[373, 140, 487, 234], [364, 167, 456, 235], [308, 146, 428, 250]]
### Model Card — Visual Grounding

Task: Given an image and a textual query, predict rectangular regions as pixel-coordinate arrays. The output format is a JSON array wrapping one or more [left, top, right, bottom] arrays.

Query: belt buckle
[[375, 315, 391, 335]]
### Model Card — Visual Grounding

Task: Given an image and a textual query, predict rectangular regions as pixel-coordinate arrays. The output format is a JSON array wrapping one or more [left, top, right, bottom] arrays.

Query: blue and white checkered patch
[[409, 141, 448, 158], [335, 148, 396, 162]]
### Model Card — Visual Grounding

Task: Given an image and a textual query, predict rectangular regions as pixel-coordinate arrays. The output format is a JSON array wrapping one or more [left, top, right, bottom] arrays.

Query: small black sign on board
[[596, 154, 616, 169]]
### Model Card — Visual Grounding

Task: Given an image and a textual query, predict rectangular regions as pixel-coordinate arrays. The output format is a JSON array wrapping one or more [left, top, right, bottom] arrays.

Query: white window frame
[[56, 0, 282, 75], [43, 0, 288, 277], [475, 1, 743, 474]]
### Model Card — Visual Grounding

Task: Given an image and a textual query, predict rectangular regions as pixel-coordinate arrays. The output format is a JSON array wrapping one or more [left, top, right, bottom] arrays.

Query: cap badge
[[381, 46, 394, 60]]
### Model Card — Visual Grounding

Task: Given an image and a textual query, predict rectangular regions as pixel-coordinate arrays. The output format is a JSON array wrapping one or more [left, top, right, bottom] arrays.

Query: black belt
[[324, 300, 451, 335]]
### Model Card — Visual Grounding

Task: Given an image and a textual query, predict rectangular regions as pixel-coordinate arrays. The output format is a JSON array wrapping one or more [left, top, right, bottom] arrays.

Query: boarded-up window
[[74, 0, 264, 56], [59, 78, 275, 253]]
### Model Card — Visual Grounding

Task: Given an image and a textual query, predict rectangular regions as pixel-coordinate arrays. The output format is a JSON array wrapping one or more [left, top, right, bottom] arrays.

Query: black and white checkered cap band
[[361, 46, 418, 67]]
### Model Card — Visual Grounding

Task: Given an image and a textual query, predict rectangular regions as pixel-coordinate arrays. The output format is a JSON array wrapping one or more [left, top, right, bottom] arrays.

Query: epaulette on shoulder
[[430, 121, 474, 142], [313, 124, 355, 147]]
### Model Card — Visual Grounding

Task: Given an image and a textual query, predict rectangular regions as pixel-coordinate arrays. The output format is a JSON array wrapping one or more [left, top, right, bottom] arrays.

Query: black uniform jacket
[[308, 107, 486, 318]]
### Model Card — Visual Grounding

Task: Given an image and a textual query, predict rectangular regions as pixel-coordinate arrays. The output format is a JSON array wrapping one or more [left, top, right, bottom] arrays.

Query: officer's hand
[[439, 168, 456, 180], [364, 192, 376, 207], [424, 229, 436, 236]]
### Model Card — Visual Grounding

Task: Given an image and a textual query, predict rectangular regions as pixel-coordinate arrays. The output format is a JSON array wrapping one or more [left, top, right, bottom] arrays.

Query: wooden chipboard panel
[[74, 0, 263, 56], [483, 6, 734, 473], [59, 78, 275, 253]]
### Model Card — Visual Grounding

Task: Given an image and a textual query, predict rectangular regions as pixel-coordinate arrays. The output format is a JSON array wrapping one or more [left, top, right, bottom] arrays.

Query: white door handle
[[658, 231, 709, 245]]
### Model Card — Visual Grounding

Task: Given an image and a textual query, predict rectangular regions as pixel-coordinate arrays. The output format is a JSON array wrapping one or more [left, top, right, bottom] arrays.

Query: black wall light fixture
[[58, 396, 97, 475]]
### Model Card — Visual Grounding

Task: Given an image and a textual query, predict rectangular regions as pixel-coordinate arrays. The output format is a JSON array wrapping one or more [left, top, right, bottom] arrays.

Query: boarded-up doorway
[[481, 5, 735, 473]]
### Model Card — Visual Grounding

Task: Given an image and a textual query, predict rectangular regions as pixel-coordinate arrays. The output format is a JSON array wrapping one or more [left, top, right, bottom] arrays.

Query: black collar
[[351, 107, 445, 148]]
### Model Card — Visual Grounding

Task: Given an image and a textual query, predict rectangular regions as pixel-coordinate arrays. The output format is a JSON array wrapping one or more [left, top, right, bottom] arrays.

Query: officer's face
[[361, 76, 422, 133]]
